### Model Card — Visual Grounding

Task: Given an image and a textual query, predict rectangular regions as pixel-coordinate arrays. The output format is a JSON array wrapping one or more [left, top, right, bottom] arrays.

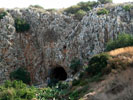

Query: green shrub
[[0, 80, 36, 100], [87, 53, 110, 76], [37, 87, 58, 99], [98, 0, 112, 4], [15, 18, 30, 32], [0, 11, 7, 20], [64, 1, 99, 15], [29, 5, 44, 9], [56, 81, 69, 90], [97, 8, 109, 15], [10, 67, 31, 84], [64, 5, 81, 14], [106, 33, 133, 51], [77, 1, 99, 11], [37, 82, 69, 100], [74, 10, 86, 20], [70, 58, 82, 73], [123, 5, 133, 11]]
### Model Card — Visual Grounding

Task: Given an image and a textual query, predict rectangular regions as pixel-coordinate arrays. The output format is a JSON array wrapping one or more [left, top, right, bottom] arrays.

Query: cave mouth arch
[[49, 66, 67, 81]]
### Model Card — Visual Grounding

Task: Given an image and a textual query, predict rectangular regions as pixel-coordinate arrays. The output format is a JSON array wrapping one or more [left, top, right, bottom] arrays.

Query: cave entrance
[[49, 66, 67, 81]]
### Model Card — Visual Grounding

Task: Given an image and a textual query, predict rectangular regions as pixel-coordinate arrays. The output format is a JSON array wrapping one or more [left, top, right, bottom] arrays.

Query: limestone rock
[[0, 3, 133, 84]]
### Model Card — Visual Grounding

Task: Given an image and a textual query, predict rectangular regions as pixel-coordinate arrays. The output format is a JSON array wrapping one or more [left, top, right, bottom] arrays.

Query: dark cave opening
[[49, 66, 67, 81]]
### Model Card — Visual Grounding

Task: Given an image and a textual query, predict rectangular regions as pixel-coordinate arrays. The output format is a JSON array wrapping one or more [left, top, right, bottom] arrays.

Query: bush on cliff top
[[29, 5, 44, 9], [98, 0, 112, 4], [74, 9, 87, 20], [0, 9, 7, 20], [123, 4, 133, 11], [97, 8, 109, 15], [106, 33, 133, 51], [64, 1, 99, 20], [15, 18, 30, 32]]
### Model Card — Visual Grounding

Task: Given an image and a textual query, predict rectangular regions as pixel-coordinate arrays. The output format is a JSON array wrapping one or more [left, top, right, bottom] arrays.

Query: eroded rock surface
[[0, 3, 133, 84]]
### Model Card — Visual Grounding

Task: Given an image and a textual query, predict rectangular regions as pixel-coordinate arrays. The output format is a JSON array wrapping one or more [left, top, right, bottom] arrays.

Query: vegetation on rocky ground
[[15, 18, 30, 32], [0, 9, 7, 20], [0, 80, 36, 100], [98, 0, 113, 4], [106, 33, 133, 51], [123, 4, 133, 11], [97, 8, 109, 15], [87, 53, 111, 76], [64, 1, 99, 20]]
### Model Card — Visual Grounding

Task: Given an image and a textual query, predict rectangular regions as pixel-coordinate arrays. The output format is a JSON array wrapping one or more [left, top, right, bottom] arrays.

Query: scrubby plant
[[29, 5, 44, 9], [37, 82, 69, 100], [0, 80, 36, 100], [37, 87, 59, 99], [123, 4, 133, 11], [77, 1, 99, 11], [97, 8, 109, 15], [64, 5, 81, 14], [87, 53, 110, 76], [98, 0, 112, 4], [65, 1, 99, 14], [64, 1, 99, 20], [0, 10, 7, 20], [74, 9, 86, 20], [69, 90, 79, 100], [15, 18, 30, 32], [10, 67, 31, 84], [70, 58, 82, 73], [56, 81, 69, 90], [106, 33, 133, 51]]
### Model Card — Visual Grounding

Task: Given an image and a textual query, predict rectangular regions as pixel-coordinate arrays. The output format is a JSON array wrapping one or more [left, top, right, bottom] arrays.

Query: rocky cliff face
[[0, 3, 133, 84]]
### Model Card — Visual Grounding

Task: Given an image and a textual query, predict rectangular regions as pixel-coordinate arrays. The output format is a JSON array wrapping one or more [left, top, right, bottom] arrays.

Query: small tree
[[15, 18, 30, 32]]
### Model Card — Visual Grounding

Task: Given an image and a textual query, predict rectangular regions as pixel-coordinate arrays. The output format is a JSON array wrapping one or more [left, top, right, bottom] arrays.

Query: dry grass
[[108, 46, 133, 56], [0, 8, 5, 13], [82, 68, 133, 100], [79, 47, 133, 100]]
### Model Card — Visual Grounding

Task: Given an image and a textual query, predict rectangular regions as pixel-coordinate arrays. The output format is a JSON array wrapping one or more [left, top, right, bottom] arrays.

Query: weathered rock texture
[[0, 3, 133, 84]]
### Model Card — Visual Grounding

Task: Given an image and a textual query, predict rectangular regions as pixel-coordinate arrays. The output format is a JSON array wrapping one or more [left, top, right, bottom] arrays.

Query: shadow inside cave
[[49, 66, 67, 81]]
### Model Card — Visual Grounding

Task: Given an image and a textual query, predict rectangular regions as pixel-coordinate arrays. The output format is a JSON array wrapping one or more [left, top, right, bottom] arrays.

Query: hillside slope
[[71, 47, 133, 100]]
